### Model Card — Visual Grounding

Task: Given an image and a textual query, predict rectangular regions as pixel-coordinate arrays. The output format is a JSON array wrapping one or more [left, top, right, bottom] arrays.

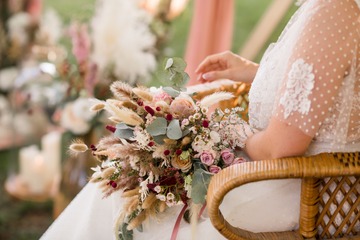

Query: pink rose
[[170, 98, 195, 119], [232, 157, 247, 165], [200, 151, 215, 166], [221, 149, 235, 166], [209, 165, 221, 174], [153, 92, 173, 105]]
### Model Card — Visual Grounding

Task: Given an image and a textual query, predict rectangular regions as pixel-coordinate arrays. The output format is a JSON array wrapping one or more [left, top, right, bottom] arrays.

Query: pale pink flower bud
[[232, 157, 247, 165], [209, 165, 221, 174], [221, 149, 235, 166]]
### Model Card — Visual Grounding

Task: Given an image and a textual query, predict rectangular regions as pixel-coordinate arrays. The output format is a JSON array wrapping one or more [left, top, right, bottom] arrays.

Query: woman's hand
[[195, 51, 259, 84]]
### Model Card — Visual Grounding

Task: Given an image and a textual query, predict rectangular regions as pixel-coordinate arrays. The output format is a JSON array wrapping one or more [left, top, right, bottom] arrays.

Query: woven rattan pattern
[[317, 153, 360, 239]]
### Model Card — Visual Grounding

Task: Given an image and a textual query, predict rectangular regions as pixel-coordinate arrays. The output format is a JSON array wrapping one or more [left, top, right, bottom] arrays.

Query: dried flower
[[82, 79, 252, 240], [171, 155, 192, 173], [69, 140, 88, 153]]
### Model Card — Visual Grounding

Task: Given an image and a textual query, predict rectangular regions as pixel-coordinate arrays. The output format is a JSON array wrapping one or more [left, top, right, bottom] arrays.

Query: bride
[[41, 0, 360, 239]]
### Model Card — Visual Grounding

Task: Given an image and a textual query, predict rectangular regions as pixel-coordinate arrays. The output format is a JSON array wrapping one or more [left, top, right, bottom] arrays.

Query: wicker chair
[[189, 81, 360, 240]]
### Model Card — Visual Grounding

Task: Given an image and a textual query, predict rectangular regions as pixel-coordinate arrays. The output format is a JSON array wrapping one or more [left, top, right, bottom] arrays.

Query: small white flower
[[201, 107, 208, 114], [166, 192, 175, 200], [154, 185, 162, 193], [210, 131, 220, 143], [156, 194, 166, 201], [194, 113, 201, 120], [181, 119, 189, 128]]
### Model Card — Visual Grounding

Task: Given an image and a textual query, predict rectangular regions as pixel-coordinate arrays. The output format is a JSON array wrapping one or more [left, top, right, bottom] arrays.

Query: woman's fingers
[[195, 52, 228, 73], [198, 69, 231, 82]]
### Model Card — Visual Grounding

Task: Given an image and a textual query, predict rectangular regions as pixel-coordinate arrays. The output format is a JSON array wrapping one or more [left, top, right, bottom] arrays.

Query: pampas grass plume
[[200, 92, 234, 108]]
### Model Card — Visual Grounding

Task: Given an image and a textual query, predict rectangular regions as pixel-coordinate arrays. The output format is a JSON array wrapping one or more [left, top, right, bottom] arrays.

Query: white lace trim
[[279, 59, 315, 119]]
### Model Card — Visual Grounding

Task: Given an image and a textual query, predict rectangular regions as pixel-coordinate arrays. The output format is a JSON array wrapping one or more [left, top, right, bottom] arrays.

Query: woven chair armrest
[[207, 152, 360, 240]]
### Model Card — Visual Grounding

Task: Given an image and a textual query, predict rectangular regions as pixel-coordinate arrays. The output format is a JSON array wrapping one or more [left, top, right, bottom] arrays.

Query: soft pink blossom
[[200, 151, 215, 166], [221, 149, 235, 165], [232, 157, 247, 165], [209, 165, 221, 174], [170, 98, 195, 119], [68, 22, 91, 65], [153, 91, 173, 105]]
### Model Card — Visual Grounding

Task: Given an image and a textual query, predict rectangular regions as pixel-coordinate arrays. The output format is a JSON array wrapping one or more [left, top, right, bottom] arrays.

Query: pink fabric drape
[[185, 0, 234, 86], [27, 0, 42, 21]]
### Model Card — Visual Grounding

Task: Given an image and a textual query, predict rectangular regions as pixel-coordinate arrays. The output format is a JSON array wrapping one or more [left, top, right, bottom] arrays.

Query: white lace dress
[[41, 0, 360, 239]]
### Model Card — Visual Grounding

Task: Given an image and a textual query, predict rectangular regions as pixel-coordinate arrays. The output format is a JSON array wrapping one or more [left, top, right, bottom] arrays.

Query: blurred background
[[0, 0, 298, 239]]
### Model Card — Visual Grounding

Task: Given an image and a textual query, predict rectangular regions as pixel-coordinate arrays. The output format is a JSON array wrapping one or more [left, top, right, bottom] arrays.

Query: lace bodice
[[249, 0, 360, 155]]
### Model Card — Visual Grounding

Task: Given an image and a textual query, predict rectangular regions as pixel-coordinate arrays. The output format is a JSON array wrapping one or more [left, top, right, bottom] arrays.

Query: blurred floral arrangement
[[70, 58, 253, 239], [0, 0, 172, 141], [91, 0, 157, 86]]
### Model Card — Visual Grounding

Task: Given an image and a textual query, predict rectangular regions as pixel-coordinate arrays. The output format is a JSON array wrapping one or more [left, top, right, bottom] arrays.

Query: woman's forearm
[[244, 118, 313, 161]]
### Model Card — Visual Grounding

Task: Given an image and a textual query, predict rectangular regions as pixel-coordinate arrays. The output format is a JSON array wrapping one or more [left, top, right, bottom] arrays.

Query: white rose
[[60, 102, 91, 135]]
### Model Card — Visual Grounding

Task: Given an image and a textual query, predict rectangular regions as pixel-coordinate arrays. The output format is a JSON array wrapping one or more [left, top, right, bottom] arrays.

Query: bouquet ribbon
[[170, 203, 188, 240], [170, 202, 207, 240]]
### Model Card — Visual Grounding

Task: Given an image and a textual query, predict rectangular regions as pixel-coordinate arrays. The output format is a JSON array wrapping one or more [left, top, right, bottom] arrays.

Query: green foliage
[[166, 119, 182, 140], [115, 123, 135, 139], [146, 117, 167, 136], [155, 57, 189, 91], [119, 223, 133, 240], [146, 117, 183, 143], [191, 162, 213, 204]]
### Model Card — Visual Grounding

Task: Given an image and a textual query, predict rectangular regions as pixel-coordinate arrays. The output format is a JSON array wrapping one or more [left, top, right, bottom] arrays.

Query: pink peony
[[221, 149, 235, 165], [200, 151, 215, 166], [209, 165, 221, 174]]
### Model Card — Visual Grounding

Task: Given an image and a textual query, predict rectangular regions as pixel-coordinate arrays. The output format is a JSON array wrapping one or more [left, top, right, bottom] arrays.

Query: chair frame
[[207, 152, 360, 240]]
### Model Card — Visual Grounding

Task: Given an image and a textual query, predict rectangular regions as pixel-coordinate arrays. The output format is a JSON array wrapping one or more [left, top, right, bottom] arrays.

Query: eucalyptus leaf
[[166, 119, 182, 140], [152, 134, 166, 144], [136, 224, 143, 232], [154, 68, 169, 84], [170, 72, 184, 87], [181, 72, 190, 85], [172, 57, 187, 72], [162, 87, 180, 98], [182, 127, 191, 137], [146, 117, 167, 136], [119, 223, 133, 240], [115, 123, 134, 139], [191, 168, 213, 204], [164, 58, 174, 70]]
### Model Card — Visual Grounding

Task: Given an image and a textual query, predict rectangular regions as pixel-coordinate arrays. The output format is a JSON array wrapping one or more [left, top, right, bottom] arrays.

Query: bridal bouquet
[[70, 58, 252, 240]]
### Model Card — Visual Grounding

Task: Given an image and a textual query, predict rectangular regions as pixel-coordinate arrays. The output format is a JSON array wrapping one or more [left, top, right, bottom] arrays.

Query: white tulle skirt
[[41, 179, 301, 240]]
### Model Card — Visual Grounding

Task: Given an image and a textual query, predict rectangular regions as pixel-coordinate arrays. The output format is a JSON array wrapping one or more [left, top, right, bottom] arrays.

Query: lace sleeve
[[273, 0, 360, 137]]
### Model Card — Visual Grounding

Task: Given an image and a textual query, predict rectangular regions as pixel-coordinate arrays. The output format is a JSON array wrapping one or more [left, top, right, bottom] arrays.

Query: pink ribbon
[[170, 203, 188, 240], [170, 202, 207, 240], [198, 202, 207, 219]]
